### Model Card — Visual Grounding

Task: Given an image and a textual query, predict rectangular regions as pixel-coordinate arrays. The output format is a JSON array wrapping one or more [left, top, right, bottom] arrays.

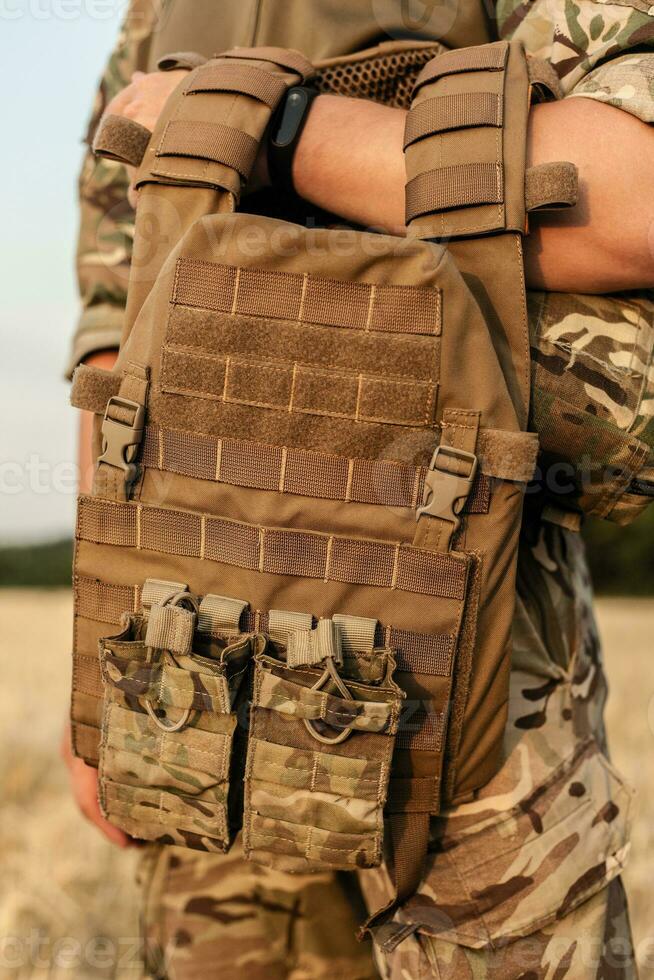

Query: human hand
[[60, 720, 132, 848]]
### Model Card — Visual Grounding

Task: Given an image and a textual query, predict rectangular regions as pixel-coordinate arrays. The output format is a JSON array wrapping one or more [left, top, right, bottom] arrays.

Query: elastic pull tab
[[416, 444, 478, 532]]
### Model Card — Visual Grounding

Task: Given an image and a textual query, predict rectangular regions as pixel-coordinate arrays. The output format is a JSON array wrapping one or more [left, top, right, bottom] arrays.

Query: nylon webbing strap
[[406, 163, 503, 223], [414, 409, 480, 552], [403, 92, 503, 148], [333, 614, 377, 653], [216, 46, 315, 81], [286, 618, 342, 667], [92, 363, 148, 503], [75, 577, 458, 681], [405, 40, 531, 239], [198, 594, 248, 634], [145, 603, 195, 654], [185, 63, 288, 107], [72, 365, 535, 488], [141, 578, 187, 609], [413, 41, 508, 91], [157, 120, 259, 178], [268, 609, 313, 643], [391, 811, 431, 905], [76, 496, 470, 599]]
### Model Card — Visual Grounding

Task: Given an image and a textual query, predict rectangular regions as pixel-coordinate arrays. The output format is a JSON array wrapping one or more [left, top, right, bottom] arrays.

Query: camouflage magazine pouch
[[243, 615, 404, 872], [98, 584, 253, 851]]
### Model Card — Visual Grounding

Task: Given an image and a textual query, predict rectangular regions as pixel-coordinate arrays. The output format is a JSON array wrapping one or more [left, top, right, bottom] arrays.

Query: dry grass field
[[0, 591, 652, 978]]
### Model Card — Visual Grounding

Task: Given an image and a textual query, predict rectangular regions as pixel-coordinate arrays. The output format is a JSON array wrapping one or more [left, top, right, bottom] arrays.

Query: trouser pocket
[[98, 590, 254, 852], [243, 616, 404, 872]]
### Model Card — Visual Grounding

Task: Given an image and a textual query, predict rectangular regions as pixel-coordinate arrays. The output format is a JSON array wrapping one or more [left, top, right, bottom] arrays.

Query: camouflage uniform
[[70, 0, 654, 975]]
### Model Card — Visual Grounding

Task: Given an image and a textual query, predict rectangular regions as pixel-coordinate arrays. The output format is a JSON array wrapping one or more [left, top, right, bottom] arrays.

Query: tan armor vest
[[69, 41, 581, 919]]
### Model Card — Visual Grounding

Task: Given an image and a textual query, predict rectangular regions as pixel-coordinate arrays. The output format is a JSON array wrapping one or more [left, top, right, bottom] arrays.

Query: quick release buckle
[[416, 445, 478, 530], [98, 395, 145, 484]]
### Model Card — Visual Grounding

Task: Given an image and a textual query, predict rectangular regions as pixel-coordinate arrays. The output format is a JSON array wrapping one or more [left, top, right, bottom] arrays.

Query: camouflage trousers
[[137, 667, 636, 979], [136, 522, 635, 979]]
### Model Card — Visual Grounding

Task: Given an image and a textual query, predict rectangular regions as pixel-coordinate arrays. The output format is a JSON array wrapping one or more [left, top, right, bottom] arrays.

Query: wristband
[[268, 85, 319, 195]]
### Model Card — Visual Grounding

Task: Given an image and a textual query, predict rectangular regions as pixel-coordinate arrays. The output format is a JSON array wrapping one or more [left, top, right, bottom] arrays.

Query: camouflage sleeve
[[496, 0, 654, 121], [67, 0, 157, 377]]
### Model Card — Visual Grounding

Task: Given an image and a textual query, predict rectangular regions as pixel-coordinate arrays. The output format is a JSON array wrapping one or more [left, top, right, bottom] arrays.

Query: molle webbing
[[76, 496, 470, 599], [75, 576, 459, 675], [405, 40, 529, 239], [71, 365, 538, 488]]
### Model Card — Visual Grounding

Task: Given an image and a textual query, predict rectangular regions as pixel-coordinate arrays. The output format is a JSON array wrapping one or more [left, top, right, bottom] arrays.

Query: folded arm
[[291, 92, 654, 294]]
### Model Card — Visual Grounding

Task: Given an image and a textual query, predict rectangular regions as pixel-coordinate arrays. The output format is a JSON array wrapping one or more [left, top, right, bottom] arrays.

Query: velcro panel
[[172, 258, 442, 336], [160, 349, 437, 428], [185, 63, 288, 107], [75, 497, 470, 599], [157, 119, 258, 178]]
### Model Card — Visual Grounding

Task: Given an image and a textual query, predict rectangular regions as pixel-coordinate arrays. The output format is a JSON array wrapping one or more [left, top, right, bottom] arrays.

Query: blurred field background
[[0, 521, 653, 977]]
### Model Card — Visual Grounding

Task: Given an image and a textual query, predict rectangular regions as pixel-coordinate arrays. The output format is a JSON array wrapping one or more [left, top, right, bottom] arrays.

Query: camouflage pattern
[[138, 840, 378, 980], [71, 0, 652, 974], [97, 622, 252, 853], [243, 649, 402, 873], [70, 0, 162, 374], [529, 290, 654, 524]]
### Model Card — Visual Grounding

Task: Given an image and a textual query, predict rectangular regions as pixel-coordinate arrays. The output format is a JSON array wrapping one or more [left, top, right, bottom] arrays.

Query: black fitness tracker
[[268, 85, 320, 194]]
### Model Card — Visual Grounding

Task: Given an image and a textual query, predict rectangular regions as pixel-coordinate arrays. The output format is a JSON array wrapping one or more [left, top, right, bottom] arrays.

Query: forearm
[[292, 94, 654, 294]]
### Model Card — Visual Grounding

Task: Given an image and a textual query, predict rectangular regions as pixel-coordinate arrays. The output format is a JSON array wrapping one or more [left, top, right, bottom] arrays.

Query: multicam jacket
[[69, 0, 653, 959]]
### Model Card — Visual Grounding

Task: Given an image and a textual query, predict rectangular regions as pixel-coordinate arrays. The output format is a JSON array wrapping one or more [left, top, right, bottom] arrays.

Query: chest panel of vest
[[70, 41, 578, 914]]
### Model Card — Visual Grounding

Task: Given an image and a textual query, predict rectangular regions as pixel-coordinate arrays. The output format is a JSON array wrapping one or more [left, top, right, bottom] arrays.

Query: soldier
[[63, 1, 654, 976]]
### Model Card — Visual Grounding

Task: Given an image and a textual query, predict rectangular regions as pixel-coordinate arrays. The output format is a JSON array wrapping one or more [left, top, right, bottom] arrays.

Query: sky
[[0, 0, 125, 544]]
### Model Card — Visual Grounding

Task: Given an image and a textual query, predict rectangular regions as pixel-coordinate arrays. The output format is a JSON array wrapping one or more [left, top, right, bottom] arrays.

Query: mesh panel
[[316, 47, 438, 109], [75, 575, 136, 624]]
